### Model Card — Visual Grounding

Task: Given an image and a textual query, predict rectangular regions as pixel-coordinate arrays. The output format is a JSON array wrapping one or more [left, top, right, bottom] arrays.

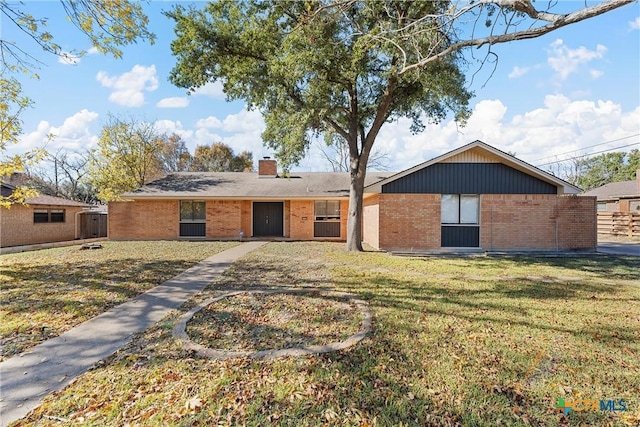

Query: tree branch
[[399, 0, 634, 75]]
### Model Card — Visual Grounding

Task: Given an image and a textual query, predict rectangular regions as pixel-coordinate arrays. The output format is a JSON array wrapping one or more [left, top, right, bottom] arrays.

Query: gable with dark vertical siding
[[381, 163, 557, 194]]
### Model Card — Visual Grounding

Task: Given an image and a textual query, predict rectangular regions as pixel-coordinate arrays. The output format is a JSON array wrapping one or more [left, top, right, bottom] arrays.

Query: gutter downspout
[[554, 197, 558, 252]]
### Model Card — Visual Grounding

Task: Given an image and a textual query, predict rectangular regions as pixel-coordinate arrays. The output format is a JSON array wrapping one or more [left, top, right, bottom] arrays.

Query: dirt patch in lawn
[[174, 289, 371, 359]]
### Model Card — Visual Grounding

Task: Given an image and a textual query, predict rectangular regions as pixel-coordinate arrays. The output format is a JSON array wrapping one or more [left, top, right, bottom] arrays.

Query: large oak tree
[[167, 0, 633, 251]]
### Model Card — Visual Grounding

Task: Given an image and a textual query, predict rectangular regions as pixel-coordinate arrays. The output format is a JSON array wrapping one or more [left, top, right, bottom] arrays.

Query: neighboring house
[[0, 182, 91, 248], [582, 170, 640, 213], [109, 141, 597, 252]]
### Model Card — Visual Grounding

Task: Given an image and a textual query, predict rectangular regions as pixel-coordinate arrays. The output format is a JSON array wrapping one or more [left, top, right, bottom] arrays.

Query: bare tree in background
[[26, 149, 98, 203], [317, 137, 391, 172]]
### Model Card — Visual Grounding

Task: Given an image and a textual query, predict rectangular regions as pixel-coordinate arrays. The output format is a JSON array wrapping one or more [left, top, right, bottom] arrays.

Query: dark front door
[[253, 202, 284, 237]]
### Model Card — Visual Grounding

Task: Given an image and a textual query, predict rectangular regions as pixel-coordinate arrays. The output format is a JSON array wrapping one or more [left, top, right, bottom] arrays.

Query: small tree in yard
[[167, 0, 633, 251], [89, 115, 166, 202]]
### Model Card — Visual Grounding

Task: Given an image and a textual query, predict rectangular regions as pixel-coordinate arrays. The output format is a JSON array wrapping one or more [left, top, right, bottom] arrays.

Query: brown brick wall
[[557, 196, 597, 250], [283, 200, 291, 238], [241, 201, 252, 237], [258, 159, 277, 176], [109, 198, 348, 241], [207, 200, 242, 238], [480, 194, 596, 250], [109, 200, 179, 239], [480, 195, 557, 250], [289, 200, 314, 239], [0, 204, 84, 247], [288, 200, 346, 240], [378, 194, 441, 251], [366, 193, 596, 252], [363, 195, 380, 249], [340, 200, 348, 240]]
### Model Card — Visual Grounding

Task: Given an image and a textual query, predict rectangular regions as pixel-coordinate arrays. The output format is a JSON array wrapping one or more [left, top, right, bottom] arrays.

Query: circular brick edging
[[173, 289, 372, 360]]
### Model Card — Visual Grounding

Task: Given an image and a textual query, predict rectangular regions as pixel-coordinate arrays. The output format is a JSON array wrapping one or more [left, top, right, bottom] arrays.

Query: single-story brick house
[[0, 182, 91, 248], [109, 161, 391, 241], [109, 141, 597, 252], [582, 169, 640, 213]]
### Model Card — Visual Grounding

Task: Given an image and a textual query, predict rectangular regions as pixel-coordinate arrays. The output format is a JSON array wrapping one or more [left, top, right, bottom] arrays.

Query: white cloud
[[219, 109, 263, 133], [193, 110, 266, 135], [87, 46, 100, 55], [96, 65, 159, 107], [630, 17, 640, 30], [196, 116, 223, 128], [547, 39, 607, 80], [322, 95, 638, 173], [58, 51, 80, 65], [16, 110, 100, 154], [194, 109, 267, 158], [156, 97, 190, 108], [193, 81, 225, 99], [50, 109, 100, 137], [12, 97, 636, 178], [589, 69, 604, 79], [154, 120, 194, 142], [147, 109, 267, 161], [508, 66, 529, 79]]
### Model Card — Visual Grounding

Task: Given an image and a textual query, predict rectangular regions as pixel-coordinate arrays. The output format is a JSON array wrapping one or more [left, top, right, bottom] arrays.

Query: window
[[314, 200, 341, 237], [441, 195, 479, 224], [34, 209, 50, 223], [34, 209, 65, 223], [180, 201, 206, 237], [180, 201, 206, 222], [597, 202, 607, 212], [314, 200, 340, 221], [50, 210, 65, 222]]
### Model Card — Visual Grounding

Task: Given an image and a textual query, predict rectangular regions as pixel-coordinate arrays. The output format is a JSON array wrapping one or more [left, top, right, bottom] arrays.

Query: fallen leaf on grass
[[185, 396, 203, 411]]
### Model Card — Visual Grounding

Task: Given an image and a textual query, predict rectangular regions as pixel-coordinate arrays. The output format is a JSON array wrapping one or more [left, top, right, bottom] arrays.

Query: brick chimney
[[258, 157, 277, 177]]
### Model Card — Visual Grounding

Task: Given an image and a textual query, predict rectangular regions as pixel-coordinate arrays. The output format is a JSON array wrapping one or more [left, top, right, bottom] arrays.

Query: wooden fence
[[597, 212, 640, 237], [80, 213, 108, 239]]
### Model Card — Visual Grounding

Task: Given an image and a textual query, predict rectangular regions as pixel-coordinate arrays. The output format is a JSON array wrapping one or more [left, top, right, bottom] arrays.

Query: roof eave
[[114, 195, 351, 201]]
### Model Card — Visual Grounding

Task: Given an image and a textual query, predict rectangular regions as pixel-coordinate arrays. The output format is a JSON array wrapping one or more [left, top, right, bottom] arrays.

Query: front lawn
[[0, 241, 238, 360], [14, 242, 640, 426]]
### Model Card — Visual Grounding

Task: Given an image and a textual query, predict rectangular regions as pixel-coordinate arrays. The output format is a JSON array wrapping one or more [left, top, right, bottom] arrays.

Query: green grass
[[0, 240, 238, 360], [11, 242, 640, 426]]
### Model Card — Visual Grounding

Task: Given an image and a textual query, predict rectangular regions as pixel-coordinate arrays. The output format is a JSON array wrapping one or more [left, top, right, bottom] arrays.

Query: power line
[[535, 141, 640, 167], [531, 133, 640, 163]]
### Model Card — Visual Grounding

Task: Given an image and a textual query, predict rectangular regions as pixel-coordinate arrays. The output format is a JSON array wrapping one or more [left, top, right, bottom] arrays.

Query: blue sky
[[5, 1, 640, 174]]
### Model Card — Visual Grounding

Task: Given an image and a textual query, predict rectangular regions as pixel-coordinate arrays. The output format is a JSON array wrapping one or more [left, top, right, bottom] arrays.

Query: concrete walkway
[[0, 241, 266, 427], [598, 241, 640, 256]]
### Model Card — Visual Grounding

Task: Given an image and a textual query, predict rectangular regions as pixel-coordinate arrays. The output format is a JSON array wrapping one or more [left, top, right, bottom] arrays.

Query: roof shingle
[[582, 180, 637, 201], [123, 172, 394, 199]]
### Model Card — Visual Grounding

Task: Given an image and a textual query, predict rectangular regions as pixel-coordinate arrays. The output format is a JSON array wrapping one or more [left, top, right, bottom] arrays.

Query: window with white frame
[[441, 195, 479, 225]]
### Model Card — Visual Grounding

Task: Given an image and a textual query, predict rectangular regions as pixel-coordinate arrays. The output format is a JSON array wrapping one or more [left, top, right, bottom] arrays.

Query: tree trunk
[[346, 166, 366, 251]]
